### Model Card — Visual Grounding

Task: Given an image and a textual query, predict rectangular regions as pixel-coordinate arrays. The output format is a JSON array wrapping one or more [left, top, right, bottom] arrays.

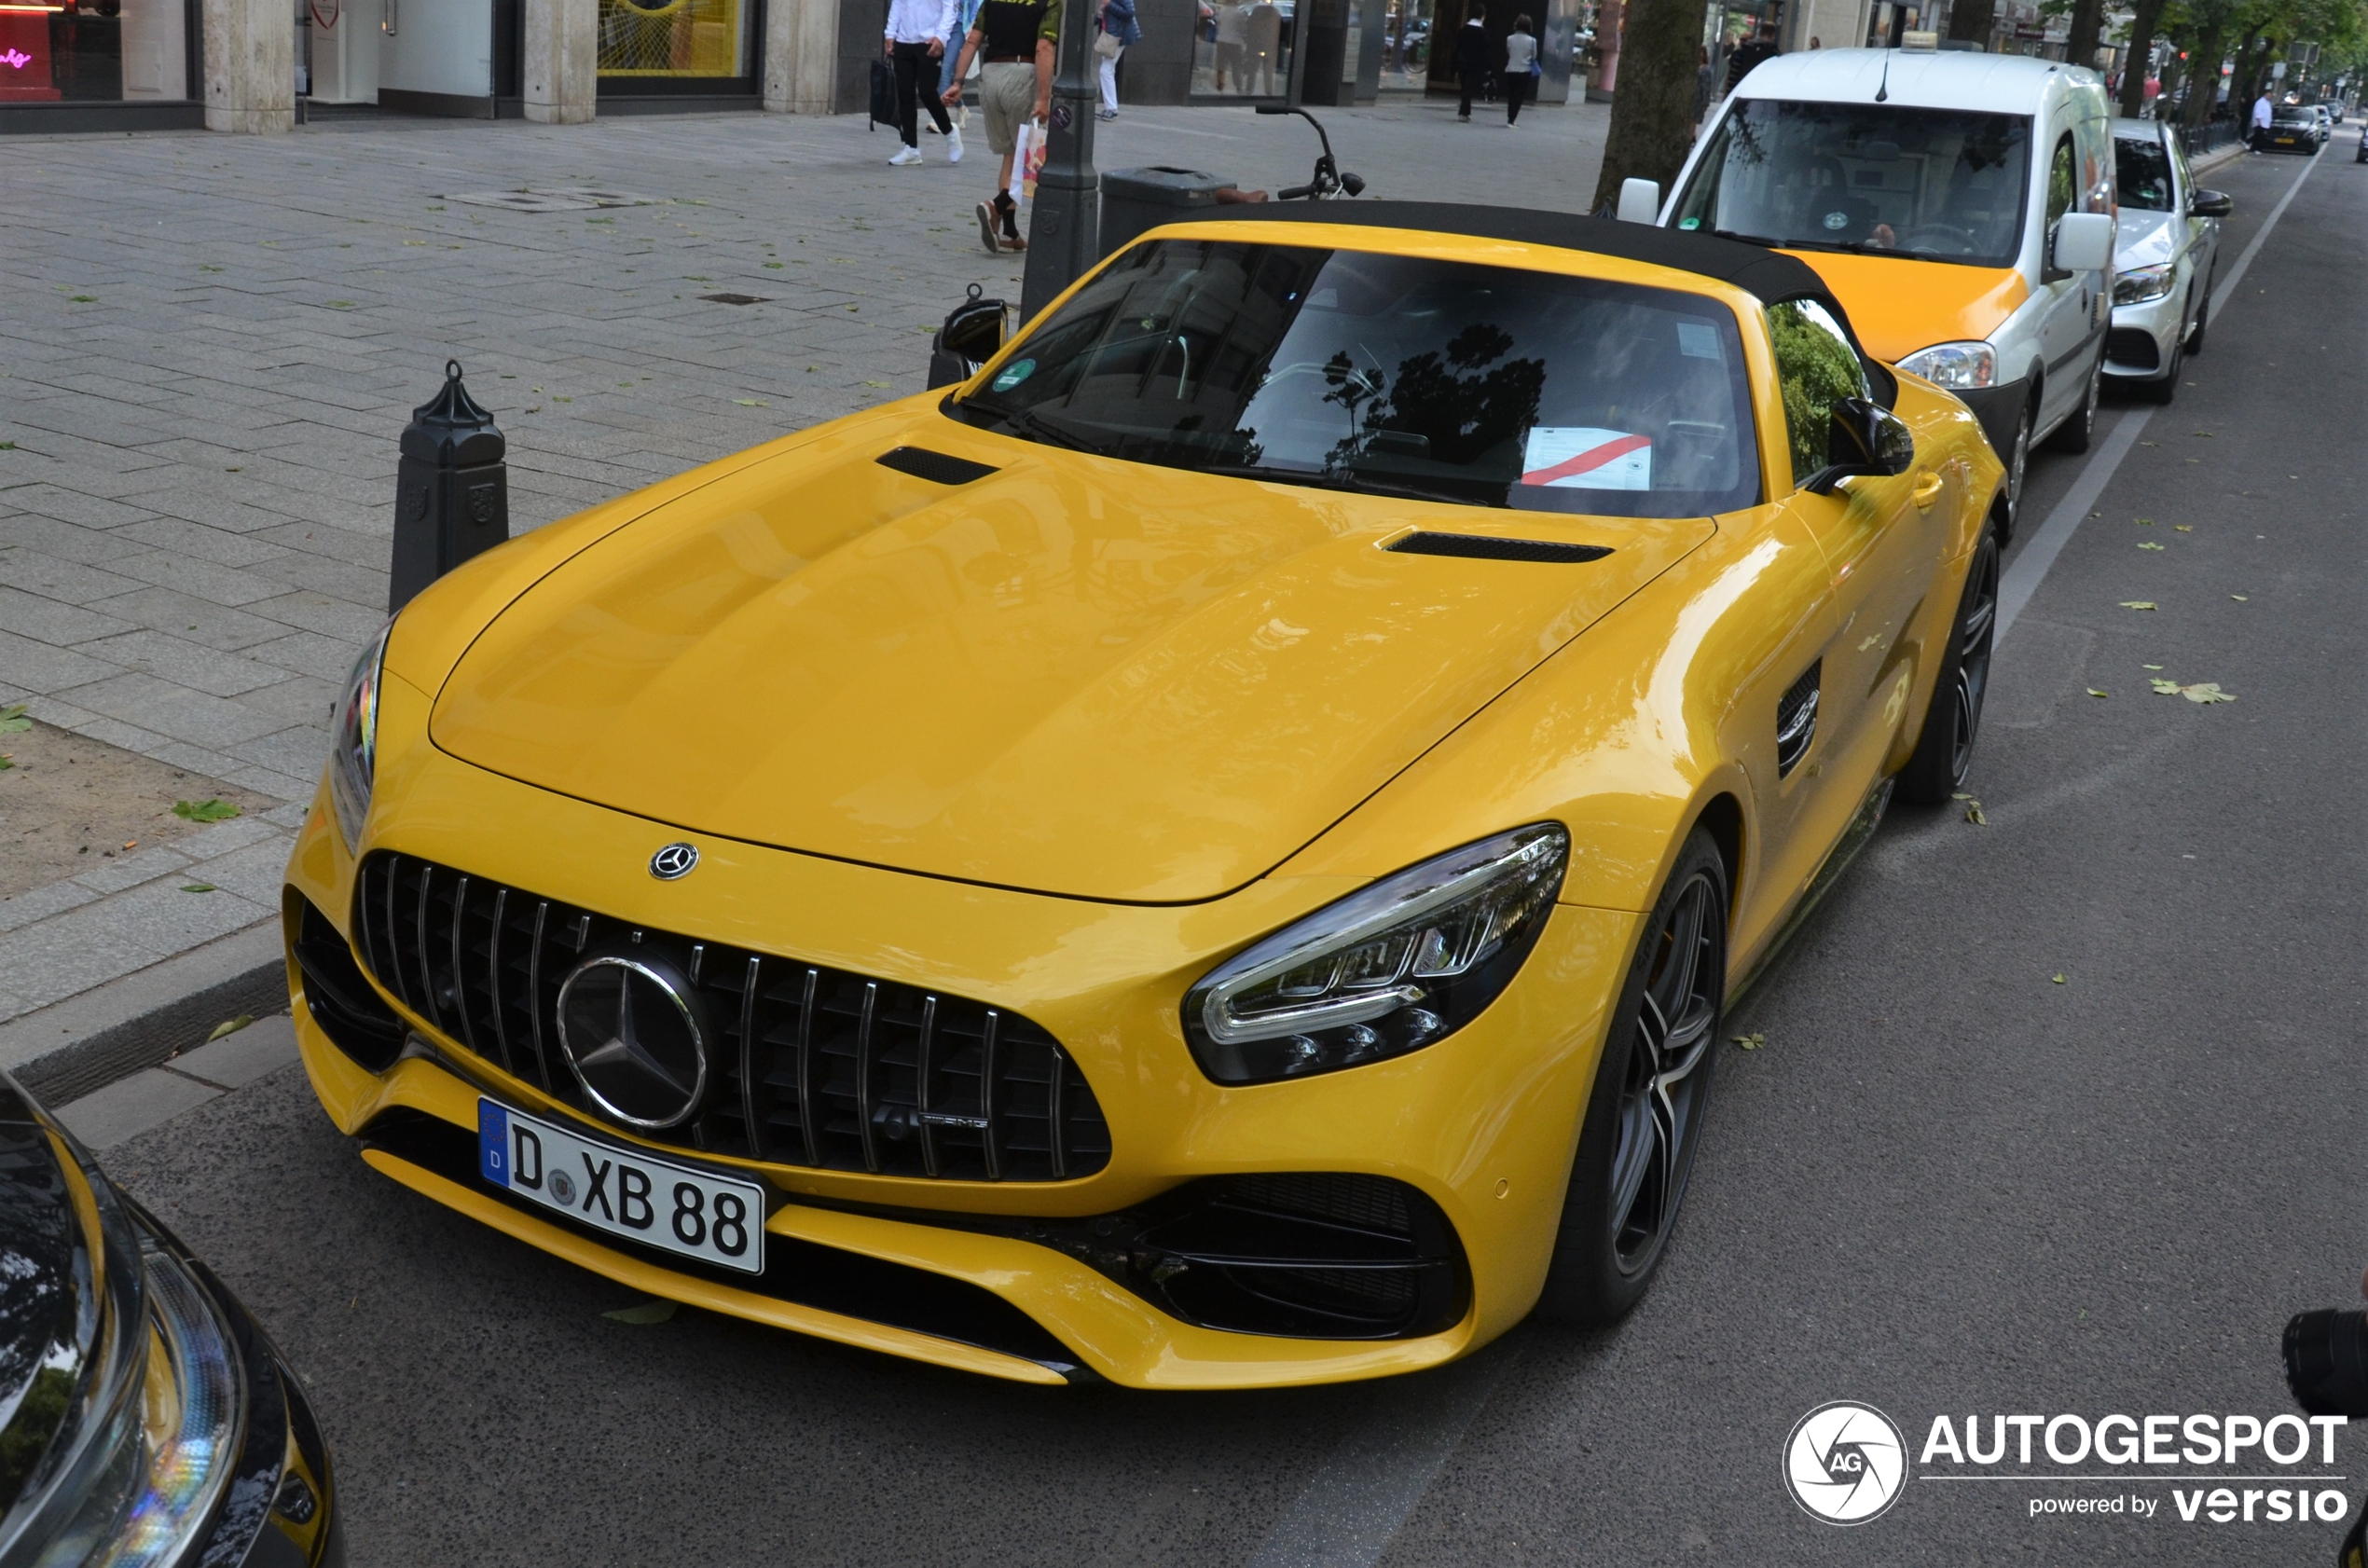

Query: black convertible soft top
[[1169, 200, 1895, 399]]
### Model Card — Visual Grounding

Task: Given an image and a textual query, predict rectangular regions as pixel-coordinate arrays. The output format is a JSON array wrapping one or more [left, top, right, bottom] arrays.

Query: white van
[[1648, 49, 2115, 536]]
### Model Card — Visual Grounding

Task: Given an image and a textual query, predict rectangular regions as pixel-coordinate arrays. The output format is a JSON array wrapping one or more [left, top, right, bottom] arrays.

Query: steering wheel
[[1892, 222, 1981, 254]]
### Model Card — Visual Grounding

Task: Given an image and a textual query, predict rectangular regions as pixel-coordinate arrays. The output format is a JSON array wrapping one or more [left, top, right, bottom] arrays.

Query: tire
[[1894, 517, 2001, 805], [2046, 353, 2100, 453], [1535, 828, 1728, 1327], [1999, 398, 2032, 544], [2144, 329, 2184, 405], [2187, 270, 2211, 356]]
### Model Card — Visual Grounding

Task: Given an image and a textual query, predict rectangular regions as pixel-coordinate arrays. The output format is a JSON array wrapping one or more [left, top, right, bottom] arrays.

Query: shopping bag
[[1012, 119, 1048, 208], [1094, 28, 1123, 58]]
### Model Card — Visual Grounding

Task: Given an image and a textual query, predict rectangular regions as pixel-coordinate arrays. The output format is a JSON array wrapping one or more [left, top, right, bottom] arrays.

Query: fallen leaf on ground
[[2230, 595, 2249, 602], [0, 756, 12, 772], [2143, 664, 2164, 670], [2174, 525, 2193, 532], [179, 883, 217, 894], [0, 706, 29, 735], [2138, 542, 2166, 552], [2052, 973, 2067, 984], [862, 380, 892, 389], [603, 1300, 678, 1325], [2120, 601, 2157, 611], [732, 398, 768, 406], [1731, 1032, 1766, 1051], [1962, 799, 1987, 824], [2150, 678, 2182, 694], [173, 798, 240, 822], [205, 1014, 255, 1043], [2178, 682, 2236, 704], [2134, 516, 2155, 526], [2086, 688, 2109, 698]]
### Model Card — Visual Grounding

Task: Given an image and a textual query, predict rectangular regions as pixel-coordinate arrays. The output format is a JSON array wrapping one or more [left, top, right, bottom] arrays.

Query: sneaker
[[946, 125, 964, 163], [888, 145, 923, 167], [1095, 107, 1118, 119], [975, 199, 1002, 254]]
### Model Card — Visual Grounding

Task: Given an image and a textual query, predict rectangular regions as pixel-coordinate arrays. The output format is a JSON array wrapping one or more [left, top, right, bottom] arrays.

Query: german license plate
[[477, 1100, 764, 1273]]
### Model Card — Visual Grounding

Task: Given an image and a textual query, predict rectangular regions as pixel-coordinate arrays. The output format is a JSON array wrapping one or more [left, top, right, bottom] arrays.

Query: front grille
[[2106, 327, 2161, 372], [351, 852, 1111, 1183]]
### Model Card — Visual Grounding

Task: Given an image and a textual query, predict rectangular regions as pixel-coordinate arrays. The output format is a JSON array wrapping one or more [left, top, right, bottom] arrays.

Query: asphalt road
[[99, 143, 2364, 1567]]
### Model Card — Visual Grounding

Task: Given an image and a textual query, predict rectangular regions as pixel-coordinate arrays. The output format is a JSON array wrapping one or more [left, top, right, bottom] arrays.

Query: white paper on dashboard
[[1520, 427, 1652, 490]]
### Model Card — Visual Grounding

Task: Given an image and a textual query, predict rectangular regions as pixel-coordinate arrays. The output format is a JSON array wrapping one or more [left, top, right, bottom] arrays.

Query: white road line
[[1996, 148, 2320, 641], [1243, 1345, 1524, 1568]]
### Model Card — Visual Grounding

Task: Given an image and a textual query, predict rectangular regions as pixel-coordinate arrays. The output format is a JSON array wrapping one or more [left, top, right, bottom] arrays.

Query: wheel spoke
[[1608, 1072, 1654, 1239]]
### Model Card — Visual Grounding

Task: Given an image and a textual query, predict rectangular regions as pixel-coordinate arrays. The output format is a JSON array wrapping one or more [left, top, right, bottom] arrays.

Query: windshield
[[950, 239, 1762, 519], [2274, 108, 2315, 123], [1671, 99, 2033, 267], [2115, 136, 2173, 211]]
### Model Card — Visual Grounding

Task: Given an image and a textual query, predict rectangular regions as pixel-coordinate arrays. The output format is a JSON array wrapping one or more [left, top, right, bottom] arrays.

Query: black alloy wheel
[[1535, 829, 1728, 1327], [2188, 268, 2212, 356], [2146, 324, 2185, 405], [1895, 517, 2001, 805], [2001, 399, 2032, 543], [2048, 356, 2101, 453]]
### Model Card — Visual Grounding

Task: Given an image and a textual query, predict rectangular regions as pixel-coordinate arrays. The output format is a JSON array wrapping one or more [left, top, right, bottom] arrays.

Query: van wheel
[[2000, 400, 2032, 543], [2187, 273, 2211, 356], [2048, 357, 2100, 454]]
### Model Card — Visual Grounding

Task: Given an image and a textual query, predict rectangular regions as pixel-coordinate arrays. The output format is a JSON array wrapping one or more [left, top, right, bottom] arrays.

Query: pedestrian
[[1455, 5, 1489, 120], [1724, 19, 1776, 94], [2250, 87, 2271, 150], [1808, 33, 1820, 47], [937, 0, 987, 124], [1213, 0, 1250, 89], [1095, 0, 1139, 118], [1503, 14, 1536, 124], [886, 0, 961, 168], [1692, 44, 1714, 136], [943, 0, 1058, 253]]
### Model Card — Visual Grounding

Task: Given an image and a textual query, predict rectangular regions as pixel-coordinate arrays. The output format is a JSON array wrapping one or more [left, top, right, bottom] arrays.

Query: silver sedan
[[2106, 117, 2227, 405]]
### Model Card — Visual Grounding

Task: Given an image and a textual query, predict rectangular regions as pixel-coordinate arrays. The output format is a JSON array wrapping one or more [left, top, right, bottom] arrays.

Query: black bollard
[[389, 360, 508, 613]]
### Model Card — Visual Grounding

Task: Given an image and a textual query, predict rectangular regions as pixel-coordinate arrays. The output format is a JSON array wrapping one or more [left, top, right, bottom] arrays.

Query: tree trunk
[[2116, 0, 2163, 116], [1946, 0, 1990, 47], [2182, 24, 2225, 129], [2066, 0, 2105, 72], [1589, 0, 1708, 213], [2121, 0, 2159, 117]]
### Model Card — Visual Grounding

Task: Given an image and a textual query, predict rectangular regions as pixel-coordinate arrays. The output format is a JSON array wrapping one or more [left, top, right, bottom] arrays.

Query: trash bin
[[1099, 167, 1238, 258]]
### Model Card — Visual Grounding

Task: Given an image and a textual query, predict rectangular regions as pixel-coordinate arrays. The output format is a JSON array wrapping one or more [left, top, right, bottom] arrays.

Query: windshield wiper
[[1202, 462, 1487, 507], [1711, 227, 1787, 247], [992, 406, 1114, 456]]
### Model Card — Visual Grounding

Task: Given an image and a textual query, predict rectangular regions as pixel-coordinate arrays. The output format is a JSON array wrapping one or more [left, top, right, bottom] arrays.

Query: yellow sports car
[[282, 203, 2003, 1389]]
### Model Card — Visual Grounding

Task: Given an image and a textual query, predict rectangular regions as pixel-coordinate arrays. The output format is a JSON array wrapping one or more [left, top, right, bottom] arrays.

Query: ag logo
[[1783, 1401, 1907, 1525]]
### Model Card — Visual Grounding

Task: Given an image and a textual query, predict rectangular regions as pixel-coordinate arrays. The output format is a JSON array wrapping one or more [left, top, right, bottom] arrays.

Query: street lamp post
[[1019, 0, 1100, 322]]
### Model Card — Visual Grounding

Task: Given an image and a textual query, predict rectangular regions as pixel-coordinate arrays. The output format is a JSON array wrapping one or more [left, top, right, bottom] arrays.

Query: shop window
[[599, 0, 749, 81], [1191, 0, 1292, 97], [0, 0, 189, 104]]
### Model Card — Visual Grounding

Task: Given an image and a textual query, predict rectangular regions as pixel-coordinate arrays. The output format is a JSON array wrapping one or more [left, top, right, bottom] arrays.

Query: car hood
[[429, 423, 1713, 902], [1779, 250, 2030, 364], [2115, 209, 2177, 269]]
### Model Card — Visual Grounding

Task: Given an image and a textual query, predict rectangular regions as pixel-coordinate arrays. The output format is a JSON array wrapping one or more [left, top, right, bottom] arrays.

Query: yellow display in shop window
[[598, 0, 741, 76]]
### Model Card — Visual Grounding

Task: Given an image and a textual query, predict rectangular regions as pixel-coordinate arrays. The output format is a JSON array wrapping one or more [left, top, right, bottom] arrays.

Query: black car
[[0, 1077, 340, 1568], [2265, 106, 2322, 151]]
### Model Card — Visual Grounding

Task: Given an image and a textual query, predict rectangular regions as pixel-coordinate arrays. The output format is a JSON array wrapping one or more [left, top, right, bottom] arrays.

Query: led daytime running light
[[328, 621, 391, 852]]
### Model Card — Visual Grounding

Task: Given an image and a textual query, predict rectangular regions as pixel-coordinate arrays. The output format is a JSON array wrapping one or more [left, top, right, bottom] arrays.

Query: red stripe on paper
[[1520, 433, 1651, 488]]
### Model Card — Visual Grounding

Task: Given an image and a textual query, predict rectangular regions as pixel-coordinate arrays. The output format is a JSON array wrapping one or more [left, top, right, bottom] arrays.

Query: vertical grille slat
[[349, 852, 1108, 1182]]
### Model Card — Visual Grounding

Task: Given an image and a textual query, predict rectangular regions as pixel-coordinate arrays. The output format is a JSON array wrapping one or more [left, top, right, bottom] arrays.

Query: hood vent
[[877, 447, 998, 486], [1386, 531, 1613, 564]]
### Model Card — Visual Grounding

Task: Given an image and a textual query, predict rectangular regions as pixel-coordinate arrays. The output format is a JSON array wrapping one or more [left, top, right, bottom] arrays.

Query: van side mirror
[[929, 286, 1011, 390], [1804, 397, 1915, 495], [2050, 212, 2114, 274], [2189, 188, 2233, 219], [1617, 178, 1661, 225]]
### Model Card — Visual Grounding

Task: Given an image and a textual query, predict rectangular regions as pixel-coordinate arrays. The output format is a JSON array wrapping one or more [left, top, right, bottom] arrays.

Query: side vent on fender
[[1776, 660, 1821, 778], [1384, 531, 1612, 564], [876, 447, 999, 486]]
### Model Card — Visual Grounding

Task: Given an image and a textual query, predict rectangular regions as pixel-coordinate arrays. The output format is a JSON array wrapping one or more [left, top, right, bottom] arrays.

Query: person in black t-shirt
[[944, 0, 1061, 252]]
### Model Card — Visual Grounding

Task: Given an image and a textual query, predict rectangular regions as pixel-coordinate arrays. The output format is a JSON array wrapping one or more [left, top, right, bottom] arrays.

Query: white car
[[2106, 117, 2226, 403]]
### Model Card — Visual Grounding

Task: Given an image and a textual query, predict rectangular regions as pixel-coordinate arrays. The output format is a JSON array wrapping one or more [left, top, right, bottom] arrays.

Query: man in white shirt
[[886, 0, 964, 167], [2251, 89, 2273, 152]]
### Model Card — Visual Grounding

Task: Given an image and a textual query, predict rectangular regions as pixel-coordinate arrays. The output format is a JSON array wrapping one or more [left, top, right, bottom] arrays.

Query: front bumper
[[2104, 290, 2184, 380], [282, 741, 1640, 1390]]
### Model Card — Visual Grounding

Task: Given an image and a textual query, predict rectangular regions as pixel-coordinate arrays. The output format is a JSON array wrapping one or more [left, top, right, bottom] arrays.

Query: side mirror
[[2051, 211, 2114, 274], [2189, 188, 2233, 219], [1616, 178, 1661, 225], [929, 286, 1010, 391], [1804, 397, 1915, 495]]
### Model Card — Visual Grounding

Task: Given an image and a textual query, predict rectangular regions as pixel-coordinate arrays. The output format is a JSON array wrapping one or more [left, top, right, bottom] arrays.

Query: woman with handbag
[[1502, 13, 1536, 124], [1095, 0, 1139, 118]]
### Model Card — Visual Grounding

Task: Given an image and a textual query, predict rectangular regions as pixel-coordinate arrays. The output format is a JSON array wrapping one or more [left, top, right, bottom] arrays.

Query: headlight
[[328, 620, 392, 852], [2113, 264, 2176, 306], [1896, 340, 1998, 391], [97, 1241, 243, 1568], [1182, 825, 1568, 1085]]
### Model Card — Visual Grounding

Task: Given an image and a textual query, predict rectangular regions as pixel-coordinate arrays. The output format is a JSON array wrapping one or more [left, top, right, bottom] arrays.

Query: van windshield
[[1671, 100, 2033, 268]]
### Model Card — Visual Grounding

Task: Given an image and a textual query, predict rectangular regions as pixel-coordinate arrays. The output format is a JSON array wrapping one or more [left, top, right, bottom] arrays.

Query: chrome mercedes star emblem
[[649, 842, 699, 880], [554, 956, 708, 1130]]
